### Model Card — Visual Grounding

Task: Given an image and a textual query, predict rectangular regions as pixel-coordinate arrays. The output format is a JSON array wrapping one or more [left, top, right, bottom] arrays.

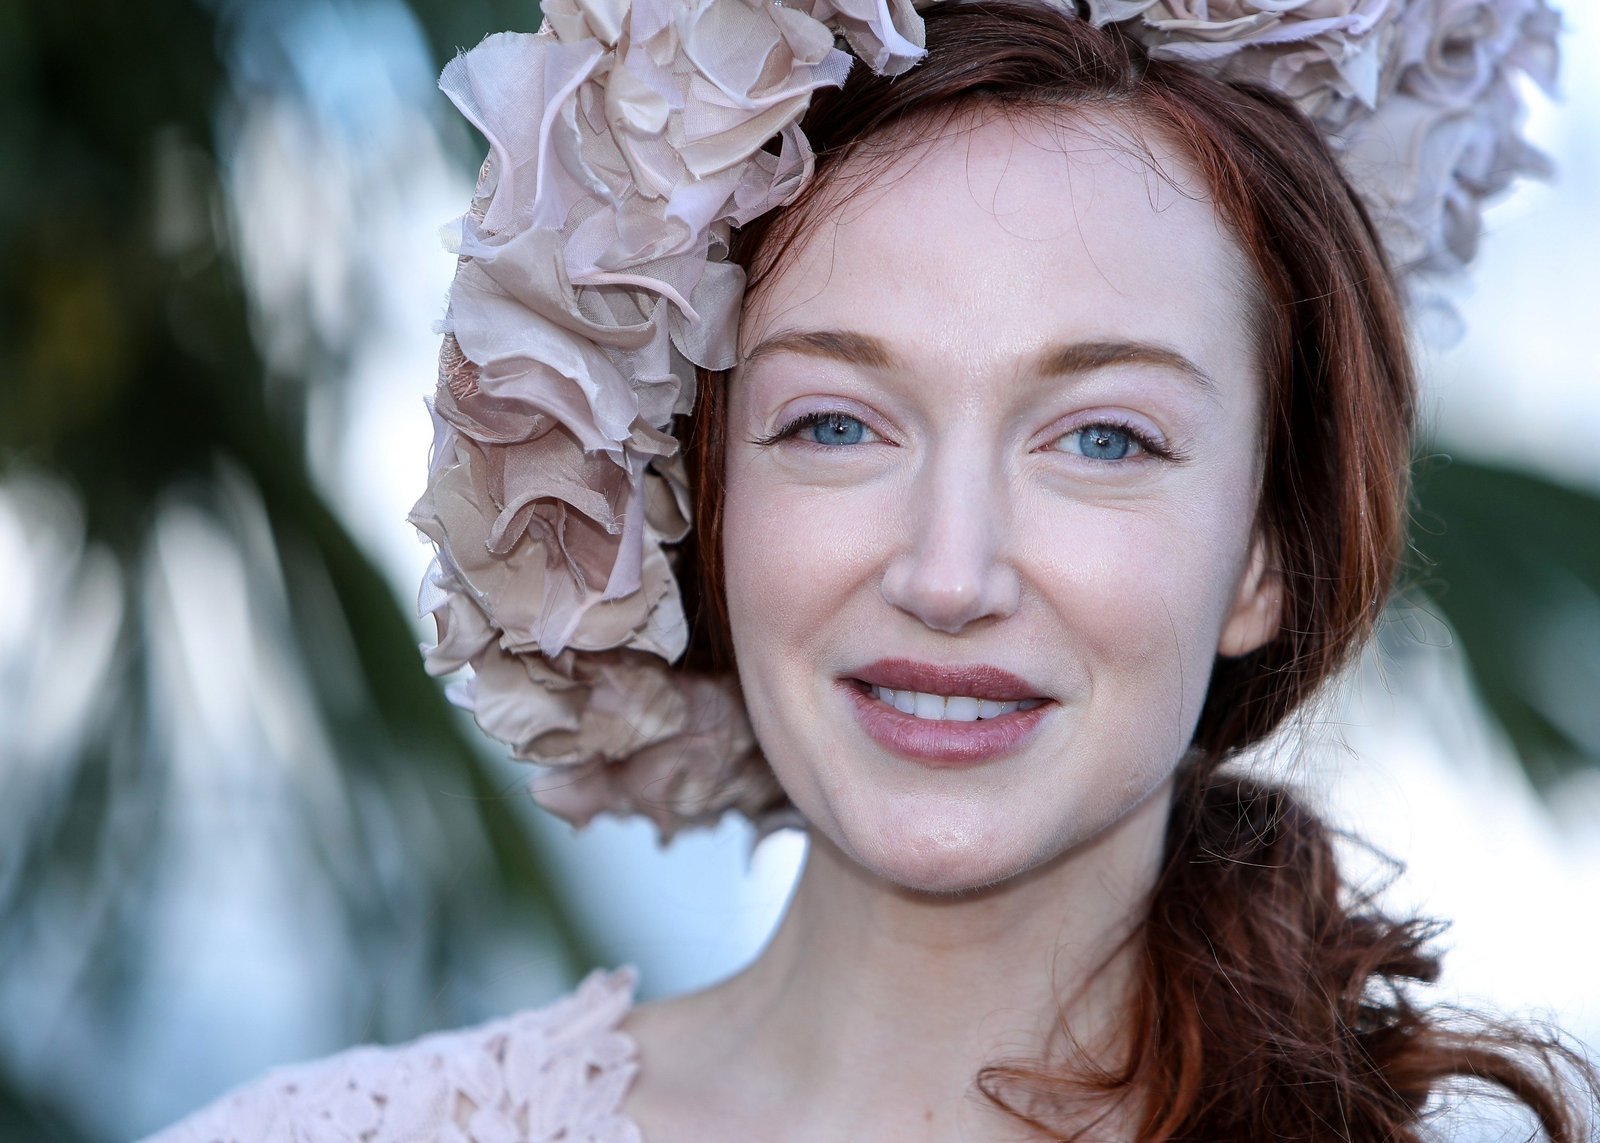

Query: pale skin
[[620, 110, 1283, 1142]]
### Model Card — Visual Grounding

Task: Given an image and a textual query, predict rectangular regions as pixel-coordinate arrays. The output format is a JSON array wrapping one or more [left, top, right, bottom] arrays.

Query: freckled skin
[[722, 112, 1281, 895]]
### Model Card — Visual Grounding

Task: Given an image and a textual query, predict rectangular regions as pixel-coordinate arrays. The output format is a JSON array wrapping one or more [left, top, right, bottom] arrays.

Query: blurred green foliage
[[1410, 456, 1600, 789], [0, 1, 589, 1136]]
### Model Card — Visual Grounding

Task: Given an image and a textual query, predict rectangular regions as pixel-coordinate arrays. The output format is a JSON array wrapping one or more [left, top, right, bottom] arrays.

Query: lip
[[837, 659, 1054, 766], [849, 658, 1047, 702]]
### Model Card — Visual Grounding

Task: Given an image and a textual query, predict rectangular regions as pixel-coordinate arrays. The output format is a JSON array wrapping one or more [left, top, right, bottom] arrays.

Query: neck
[[634, 778, 1175, 1143]]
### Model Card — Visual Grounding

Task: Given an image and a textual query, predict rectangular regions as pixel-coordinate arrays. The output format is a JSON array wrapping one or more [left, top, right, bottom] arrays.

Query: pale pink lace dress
[[140, 967, 643, 1143]]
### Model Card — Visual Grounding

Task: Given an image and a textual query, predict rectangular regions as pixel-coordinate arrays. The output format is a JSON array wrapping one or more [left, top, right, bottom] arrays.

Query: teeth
[[944, 696, 979, 722], [870, 685, 1042, 721]]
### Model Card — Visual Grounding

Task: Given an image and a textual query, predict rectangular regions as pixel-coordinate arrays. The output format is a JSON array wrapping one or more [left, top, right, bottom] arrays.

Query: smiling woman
[[143, 1, 1597, 1141], [719, 113, 1274, 897], [657, 7, 1593, 1138]]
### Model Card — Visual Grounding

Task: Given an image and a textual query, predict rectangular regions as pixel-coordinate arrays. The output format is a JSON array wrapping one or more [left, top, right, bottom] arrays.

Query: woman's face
[[722, 112, 1281, 894]]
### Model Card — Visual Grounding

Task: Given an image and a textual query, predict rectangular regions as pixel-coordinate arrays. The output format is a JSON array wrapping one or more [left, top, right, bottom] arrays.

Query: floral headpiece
[[409, 0, 1559, 840]]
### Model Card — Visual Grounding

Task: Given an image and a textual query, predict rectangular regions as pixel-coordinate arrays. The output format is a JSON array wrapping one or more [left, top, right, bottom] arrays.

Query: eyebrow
[[742, 328, 896, 370], [1038, 338, 1216, 392], [741, 328, 1216, 392]]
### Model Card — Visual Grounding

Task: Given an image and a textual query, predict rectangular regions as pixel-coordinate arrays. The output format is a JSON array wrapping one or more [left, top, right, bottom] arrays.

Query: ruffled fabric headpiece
[[410, 0, 1559, 840]]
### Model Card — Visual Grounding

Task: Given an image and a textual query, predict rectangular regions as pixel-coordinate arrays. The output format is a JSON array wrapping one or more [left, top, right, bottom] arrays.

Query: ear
[[1217, 532, 1283, 658]]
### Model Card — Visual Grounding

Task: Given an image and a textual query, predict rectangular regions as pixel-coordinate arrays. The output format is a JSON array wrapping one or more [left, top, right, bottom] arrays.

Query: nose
[[879, 452, 1022, 634]]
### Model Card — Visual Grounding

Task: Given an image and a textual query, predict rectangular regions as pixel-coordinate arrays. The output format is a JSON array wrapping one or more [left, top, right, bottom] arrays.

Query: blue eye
[[797, 412, 870, 446], [1057, 423, 1144, 461], [751, 410, 885, 450]]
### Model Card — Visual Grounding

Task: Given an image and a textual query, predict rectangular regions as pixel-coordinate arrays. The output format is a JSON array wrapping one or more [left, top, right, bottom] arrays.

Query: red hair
[[678, 3, 1598, 1137]]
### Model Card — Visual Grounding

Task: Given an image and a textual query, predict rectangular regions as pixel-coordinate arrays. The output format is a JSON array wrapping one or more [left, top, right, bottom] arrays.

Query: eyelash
[[1052, 418, 1189, 464], [750, 410, 883, 448], [752, 410, 1188, 464]]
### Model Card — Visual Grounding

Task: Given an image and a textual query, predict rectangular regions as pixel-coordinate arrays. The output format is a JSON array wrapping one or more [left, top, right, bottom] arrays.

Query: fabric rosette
[[1338, 0, 1559, 331], [410, 0, 922, 838], [1087, 0, 1560, 332], [415, 0, 1557, 839]]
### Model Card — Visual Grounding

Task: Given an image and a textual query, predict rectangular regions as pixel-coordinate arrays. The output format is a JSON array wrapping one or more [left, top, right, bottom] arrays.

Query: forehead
[[741, 109, 1259, 380]]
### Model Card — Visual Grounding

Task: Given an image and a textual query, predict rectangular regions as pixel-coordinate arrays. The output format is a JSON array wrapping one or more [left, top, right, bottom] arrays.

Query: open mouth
[[853, 680, 1047, 722]]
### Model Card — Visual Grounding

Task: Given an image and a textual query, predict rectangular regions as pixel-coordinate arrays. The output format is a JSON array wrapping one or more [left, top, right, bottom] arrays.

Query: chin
[[835, 802, 1056, 896]]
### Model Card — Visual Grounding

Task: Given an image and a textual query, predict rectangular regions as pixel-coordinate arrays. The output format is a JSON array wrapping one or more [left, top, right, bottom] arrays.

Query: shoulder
[[139, 966, 642, 1143]]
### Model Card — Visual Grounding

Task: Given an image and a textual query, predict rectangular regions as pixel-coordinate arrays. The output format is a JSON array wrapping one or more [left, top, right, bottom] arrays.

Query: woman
[[148, 1, 1596, 1139]]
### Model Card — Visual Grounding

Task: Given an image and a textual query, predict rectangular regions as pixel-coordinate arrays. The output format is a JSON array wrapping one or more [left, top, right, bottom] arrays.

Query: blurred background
[[1, 1, 1597, 1138]]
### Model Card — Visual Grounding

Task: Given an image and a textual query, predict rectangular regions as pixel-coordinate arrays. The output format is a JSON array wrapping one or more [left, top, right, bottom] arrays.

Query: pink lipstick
[[840, 659, 1053, 766]]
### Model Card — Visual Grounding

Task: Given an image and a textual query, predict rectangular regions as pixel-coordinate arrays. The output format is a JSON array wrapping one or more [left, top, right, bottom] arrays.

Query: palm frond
[[1408, 453, 1600, 787]]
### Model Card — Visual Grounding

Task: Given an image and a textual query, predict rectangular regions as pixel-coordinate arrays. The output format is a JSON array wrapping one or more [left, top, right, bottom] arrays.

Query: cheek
[[1019, 484, 1259, 725], [721, 464, 890, 678]]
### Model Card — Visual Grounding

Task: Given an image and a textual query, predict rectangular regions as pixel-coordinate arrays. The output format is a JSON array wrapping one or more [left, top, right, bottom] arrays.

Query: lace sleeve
[[139, 967, 642, 1143]]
